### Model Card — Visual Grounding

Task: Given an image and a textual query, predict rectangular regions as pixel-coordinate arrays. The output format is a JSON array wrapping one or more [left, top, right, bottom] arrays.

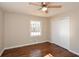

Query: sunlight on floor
[[44, 53, 53, 57]]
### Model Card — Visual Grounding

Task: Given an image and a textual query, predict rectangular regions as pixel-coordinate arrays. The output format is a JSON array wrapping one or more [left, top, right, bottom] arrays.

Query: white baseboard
[[0, 49, 5, 56], [68, 50, 79, 56], [49, 42, 79, 56], [4, 41, 48, 50]]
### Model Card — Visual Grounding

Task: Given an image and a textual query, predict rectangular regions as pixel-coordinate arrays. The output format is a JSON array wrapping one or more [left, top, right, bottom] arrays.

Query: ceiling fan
[[29, 2, 62, 13]]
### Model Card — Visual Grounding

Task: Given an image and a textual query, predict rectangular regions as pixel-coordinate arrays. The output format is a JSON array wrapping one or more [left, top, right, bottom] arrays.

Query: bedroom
[[0, 2, 79, 57]]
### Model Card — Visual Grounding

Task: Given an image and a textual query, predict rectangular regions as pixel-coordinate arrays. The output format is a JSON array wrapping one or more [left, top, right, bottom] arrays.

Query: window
[[31, 21, 41, 36]]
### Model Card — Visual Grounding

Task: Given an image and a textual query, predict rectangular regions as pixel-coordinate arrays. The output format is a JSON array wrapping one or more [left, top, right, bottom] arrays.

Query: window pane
[[31, 21, 41, 36]]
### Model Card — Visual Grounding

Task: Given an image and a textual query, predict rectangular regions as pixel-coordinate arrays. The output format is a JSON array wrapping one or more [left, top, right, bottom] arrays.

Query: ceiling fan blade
[[48, 5, 62, 8], [38, 7, 42, 10], [29, 3, 41, 6]]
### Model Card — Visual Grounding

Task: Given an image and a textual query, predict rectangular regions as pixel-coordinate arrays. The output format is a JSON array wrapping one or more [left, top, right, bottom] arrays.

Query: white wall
[[4, 12, 49, 49], [0, 9, 4, 55], [50, 9, 79, 54]]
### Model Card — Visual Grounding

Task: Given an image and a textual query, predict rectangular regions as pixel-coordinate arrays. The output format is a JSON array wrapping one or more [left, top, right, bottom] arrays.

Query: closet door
[[51, 17, 70, 49]]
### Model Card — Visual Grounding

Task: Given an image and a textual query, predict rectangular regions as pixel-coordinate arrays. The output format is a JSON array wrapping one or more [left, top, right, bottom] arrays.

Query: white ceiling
[[0, 2, 79, 17]]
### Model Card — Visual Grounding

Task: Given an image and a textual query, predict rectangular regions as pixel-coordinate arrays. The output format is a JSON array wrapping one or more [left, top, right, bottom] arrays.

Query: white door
[[51, 17, 70, 49]]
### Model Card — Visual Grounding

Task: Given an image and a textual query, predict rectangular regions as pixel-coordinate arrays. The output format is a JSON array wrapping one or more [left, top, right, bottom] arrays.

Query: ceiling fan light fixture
[[42, 7, 48, 12], [42, 2, 46, 5]]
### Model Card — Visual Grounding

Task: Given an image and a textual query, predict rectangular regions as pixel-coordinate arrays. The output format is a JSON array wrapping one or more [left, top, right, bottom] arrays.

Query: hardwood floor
[[1, 42, 79, 57]]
